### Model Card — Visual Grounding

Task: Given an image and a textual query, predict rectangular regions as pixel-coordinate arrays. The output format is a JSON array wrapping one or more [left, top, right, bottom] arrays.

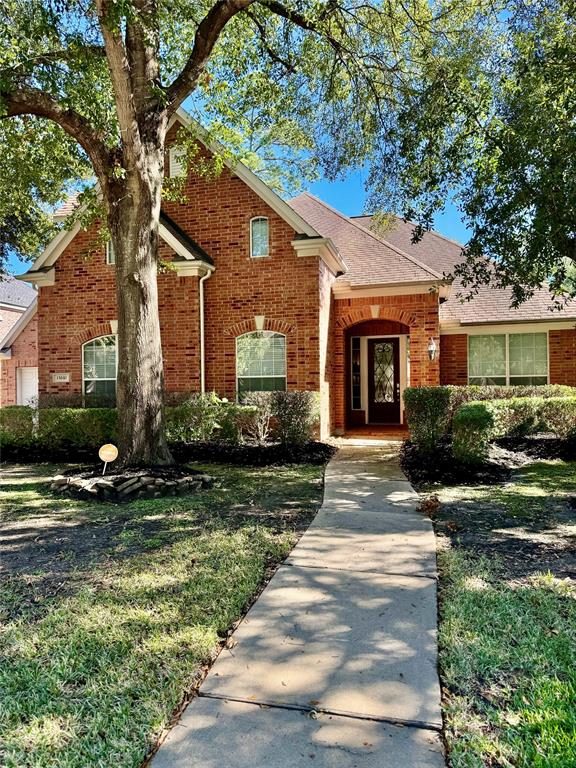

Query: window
[[350, 337, 361, 409], [105, 241, 115, 265], [250, 217, 269, 258], [508, 333, 548, 385], [468, 335, 507, 385], [169, 146, 186, 178], [468, 333, 548, 385], [83, 335, 117, 399], [236, 331, 286, 394]]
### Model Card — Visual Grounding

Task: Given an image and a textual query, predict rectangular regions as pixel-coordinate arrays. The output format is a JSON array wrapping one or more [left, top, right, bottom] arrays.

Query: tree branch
[[0, 87, 112, 182], [95, 0, 140, 156], [165, 0, 257, 113]]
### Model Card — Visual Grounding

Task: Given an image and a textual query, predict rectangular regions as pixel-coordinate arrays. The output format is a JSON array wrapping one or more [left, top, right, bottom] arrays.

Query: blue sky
[[7, 168, 470, 276], [309, 168, 471, 244]]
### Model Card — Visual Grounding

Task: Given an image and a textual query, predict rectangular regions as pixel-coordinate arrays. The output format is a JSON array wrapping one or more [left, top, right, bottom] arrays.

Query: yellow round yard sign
[[99, 443, 118, 463]]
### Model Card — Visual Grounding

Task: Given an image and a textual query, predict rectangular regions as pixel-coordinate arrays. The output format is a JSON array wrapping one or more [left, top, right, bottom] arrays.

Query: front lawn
[[426, 460, 576, 767], [0, 462, 324, 768]]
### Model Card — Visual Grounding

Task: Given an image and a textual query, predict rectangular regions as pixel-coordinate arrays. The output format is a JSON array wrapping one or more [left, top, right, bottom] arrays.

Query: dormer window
[[169, 146, 186, 178], [250, 217, 269, 258], [105, 241, 116, 265]]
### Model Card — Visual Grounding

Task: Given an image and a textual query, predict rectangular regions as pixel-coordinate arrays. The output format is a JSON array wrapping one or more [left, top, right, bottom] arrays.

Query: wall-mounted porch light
[[428, 337, 437, 361]]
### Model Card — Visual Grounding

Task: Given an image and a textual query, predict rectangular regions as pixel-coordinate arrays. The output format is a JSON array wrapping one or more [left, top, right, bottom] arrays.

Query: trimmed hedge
[[0, 390, 320, 459], [453, 396, 576, 463], [405, 384, 576, 454], [404, 387, 451, 454]]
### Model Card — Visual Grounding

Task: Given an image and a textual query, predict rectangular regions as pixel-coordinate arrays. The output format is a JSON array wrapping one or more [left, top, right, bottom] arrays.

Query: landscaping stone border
[[50, 471, 214, 502]]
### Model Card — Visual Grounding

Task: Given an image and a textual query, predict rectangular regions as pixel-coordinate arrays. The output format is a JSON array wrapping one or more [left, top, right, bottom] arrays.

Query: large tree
[[368, 0, 576, 307], [0, 0, 492, 465]]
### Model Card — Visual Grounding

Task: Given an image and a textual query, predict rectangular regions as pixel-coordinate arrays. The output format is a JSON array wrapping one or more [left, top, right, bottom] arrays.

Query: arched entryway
[[345, 318, 411, 428]]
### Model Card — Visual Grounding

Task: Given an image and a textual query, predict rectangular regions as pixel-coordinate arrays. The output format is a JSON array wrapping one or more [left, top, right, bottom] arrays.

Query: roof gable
[[289, 193, 442, 287]]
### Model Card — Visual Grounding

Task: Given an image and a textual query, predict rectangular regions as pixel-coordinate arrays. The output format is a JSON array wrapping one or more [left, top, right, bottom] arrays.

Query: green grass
[[436, 461, 576, 767], [0, 462, 324, 768], [437, 460, 576, 521]]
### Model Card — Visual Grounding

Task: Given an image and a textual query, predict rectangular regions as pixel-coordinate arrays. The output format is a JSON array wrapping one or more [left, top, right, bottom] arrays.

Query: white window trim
[[82, 334, 118, 402], [105, 241, 115, 265], [249, 216, 270, 259], [235, 330, 286, 395], [467, 331, 549, 385]]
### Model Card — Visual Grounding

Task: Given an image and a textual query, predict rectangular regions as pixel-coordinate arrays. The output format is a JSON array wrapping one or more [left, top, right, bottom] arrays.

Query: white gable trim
[[20, 219, 212, 284], [0, 297, 37, 350], [169, 108, 321, 239]]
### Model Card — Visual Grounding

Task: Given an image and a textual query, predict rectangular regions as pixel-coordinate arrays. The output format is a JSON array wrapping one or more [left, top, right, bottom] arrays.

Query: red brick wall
[[549, 329, 576, 385], [0, 312, 38, 406], [329, 292, 440, 432], [36, 135, 323, 405], [440, 334, 468, 385]]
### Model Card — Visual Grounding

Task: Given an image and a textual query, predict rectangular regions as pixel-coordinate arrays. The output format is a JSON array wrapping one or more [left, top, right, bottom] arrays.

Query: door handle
[[395, 382, 400, 400]]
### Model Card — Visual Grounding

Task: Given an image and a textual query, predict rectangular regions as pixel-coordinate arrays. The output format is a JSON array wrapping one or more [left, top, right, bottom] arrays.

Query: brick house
[[13, 108, 576, 436], [0, 276, 38, 406]]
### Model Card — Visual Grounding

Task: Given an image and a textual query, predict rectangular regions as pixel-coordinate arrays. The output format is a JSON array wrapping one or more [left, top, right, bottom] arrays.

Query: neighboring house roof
[[0, 296, 37, 352], [350, 213, 576, 325], [289, 193, 442, 287], [0, 275, 37, 308]]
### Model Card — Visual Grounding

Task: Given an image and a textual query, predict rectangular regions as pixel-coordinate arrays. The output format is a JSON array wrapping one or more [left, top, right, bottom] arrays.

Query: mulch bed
[[171, 440, 337, 466], [401, 433, 575, 489], [3, 440, 336, 467], [400, 438, 510, 488]]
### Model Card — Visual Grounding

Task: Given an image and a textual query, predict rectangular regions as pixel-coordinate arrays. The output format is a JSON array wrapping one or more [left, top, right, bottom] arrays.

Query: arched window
[[82, 335, 117, 400], [250, 217, 269, 258], [236, 331, 286, 394]]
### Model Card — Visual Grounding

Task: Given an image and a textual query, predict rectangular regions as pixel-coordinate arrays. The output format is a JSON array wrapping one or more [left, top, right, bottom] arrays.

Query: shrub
[[404, 386, 452, 453], [38, 407, 117, 450], [271, 391, 319, 446], [405, 384, 576, 454], [540, 397, 576, 439], [446, 384, 575, 422], [452, 396, 576, 463], [452, 403, 495, 463], [240, 392, 274, 445], [0, 406, 35, 447], [164, 393, 223, 443]]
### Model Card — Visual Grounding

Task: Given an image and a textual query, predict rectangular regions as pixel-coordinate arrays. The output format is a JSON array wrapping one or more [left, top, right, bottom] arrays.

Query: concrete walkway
[[152, 445, 444, 767]]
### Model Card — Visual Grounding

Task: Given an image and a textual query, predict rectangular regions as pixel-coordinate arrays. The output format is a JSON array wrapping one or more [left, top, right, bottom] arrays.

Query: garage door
[[17, 367, 38, 405]]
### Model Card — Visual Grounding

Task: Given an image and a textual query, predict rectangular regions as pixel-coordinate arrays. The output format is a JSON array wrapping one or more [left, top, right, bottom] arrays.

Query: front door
[[367, 338, 400, 424]]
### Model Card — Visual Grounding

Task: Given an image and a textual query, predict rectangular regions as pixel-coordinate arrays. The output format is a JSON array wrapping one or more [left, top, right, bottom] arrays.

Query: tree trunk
[[108, 134, 174, 467]]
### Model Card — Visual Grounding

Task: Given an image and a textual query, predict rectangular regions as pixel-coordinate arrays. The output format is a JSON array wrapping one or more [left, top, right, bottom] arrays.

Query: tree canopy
[[370, 0, 576, 305], [1, 0, 496, 262]]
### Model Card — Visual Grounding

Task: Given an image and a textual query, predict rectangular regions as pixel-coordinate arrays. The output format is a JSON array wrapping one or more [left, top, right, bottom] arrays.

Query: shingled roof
[[0, 275, 36, 308], [346, 213, 576, 325], [289, 193, 442, 286]]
